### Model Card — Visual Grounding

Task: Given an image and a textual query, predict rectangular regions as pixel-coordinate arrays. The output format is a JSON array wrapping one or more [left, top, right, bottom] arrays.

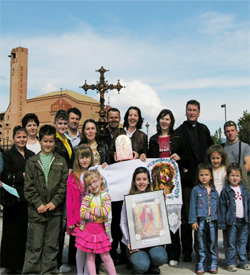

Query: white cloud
[[40, 83, 58, 94], [198, 12, 238, 34], [0, 9, 249, 138], [107, 79, 164, 120]]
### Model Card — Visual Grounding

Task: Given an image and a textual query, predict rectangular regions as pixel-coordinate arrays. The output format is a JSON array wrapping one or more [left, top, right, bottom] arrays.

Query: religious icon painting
[[147, 158, 182, 202], [115, 134, 133, 161], [125, 190, 171, 250]]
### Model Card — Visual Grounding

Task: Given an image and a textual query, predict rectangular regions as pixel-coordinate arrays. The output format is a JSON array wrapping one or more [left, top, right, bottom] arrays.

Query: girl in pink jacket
[[67, 144, 94, 274]]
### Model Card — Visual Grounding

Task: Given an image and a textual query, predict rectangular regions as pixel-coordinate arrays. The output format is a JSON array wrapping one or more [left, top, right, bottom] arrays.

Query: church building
[[0, 47, 100, 146]]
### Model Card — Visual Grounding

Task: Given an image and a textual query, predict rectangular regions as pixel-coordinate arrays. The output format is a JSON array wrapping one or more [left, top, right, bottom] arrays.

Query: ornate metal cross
[[80, 66, 125, 143]]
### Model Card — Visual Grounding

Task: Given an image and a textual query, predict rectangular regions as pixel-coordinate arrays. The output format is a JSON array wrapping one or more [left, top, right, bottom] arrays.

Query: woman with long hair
[[148, 109, 189, 267], [79, 119, 110, 168]]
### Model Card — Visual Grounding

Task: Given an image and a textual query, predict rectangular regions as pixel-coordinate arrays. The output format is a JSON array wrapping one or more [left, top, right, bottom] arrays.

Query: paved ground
[[0, 215, 249, 274]]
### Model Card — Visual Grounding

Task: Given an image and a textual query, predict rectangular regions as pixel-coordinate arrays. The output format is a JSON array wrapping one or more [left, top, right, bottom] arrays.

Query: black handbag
[[0, 188, 19, 208]]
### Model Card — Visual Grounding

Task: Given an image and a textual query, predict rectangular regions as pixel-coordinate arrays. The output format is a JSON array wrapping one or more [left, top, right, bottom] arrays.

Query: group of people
[[0, 99, 249, 275]]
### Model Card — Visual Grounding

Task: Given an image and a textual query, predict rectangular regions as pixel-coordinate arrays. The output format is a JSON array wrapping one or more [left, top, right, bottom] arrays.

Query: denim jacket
[[218, 183, 250, 230], [189, 183, 219, 224]]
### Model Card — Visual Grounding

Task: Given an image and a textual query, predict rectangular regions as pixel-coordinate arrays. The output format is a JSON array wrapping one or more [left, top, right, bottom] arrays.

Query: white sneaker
[[169, 260, 178, 267], [58, 264, 72, 273]]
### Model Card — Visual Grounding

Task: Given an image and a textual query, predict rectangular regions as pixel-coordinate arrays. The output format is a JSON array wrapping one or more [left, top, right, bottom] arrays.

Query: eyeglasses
[[88, 179, 99, 187]]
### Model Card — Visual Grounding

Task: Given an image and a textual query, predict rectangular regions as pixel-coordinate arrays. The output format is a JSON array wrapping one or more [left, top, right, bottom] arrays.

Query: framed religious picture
[[125, 190, 171, 250], [147, 158, 183, 234], [115, 135, 133, 161], [147, 158, 182, 201]]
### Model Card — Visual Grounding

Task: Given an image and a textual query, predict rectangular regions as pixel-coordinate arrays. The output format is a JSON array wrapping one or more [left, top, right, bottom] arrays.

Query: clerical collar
[[187, 120, 197, 127]]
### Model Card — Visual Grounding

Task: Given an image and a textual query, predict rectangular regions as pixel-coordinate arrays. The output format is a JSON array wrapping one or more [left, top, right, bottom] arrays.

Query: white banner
[[98, 158, 182, 205]]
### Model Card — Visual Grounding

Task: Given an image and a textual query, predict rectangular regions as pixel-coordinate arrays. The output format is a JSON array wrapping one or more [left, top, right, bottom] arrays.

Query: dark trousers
[[166, 229, 181, 262], [22, 216, 61, 275], [57, 203, 76, 267], [68, 235, 77, 265], [110, 201, 127, 261], [57, 210, 67, 267], [181, 187, 193, 257]]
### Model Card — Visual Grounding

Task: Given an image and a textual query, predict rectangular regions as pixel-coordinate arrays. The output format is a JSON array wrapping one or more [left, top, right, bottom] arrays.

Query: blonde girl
[[206, 144, 229, 195], [75, 170, 116, 275], [66, 144, 94, 274]]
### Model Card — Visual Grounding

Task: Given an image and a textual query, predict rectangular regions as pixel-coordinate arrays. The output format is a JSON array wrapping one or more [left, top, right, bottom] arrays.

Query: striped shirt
[[40, 153, 53, 187]]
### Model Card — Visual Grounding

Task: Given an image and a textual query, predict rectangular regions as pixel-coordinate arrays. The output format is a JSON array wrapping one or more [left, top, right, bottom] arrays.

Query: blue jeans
[[194, 219, 218, 272], [128, 246, 167, 274], [225, 218, 249, 266]]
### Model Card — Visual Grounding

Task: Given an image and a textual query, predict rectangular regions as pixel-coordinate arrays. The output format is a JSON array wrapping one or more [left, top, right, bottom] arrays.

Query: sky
[[0, 0, 249, 138]]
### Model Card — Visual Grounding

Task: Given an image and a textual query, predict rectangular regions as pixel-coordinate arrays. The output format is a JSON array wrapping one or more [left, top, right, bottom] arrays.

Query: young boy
[[54, 110, 76, 271], [22, 125, 68, 274], [54, 109, 74, 170]]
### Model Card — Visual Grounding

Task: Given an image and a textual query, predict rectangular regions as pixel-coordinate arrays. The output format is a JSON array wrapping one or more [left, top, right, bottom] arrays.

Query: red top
[[158, 136, 171, 158]]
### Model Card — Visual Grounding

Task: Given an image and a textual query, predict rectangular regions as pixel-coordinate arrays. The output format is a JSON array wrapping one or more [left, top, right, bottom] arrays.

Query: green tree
[[211, 127, 222, 144], [238, 110, 250, 145]]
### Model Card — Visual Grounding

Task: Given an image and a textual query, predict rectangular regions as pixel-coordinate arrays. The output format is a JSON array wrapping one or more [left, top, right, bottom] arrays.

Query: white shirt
[[26, 140, 41, 154], [230, 185, 244, 218]]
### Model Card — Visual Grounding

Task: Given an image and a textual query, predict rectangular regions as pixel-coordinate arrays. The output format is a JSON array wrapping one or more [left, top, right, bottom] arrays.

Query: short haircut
[[156, 109, 175, 135], [39, 124, 56, 141], [13, 126, 27, 139], [123, 106, 144, 130], [22, 113, 40, 128], [107, 108, 120, 118], [224, 120, 237, 130], [186, 100, 200, 110], [55, 110, 69, 122], [67, 107, 82, 119], [227, 163, 242, 178]]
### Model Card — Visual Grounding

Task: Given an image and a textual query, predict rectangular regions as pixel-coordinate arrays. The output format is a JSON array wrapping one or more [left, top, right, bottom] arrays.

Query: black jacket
[[97, 143, 111, 165], [175, 121, 214, 186], [148, 131, 190, 185], [2, 145, 35, 201], [55, 137, 75, 169]]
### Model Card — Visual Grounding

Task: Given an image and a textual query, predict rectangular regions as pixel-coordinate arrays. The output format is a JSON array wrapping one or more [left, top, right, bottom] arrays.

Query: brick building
[[0, 47, 100, 147]]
